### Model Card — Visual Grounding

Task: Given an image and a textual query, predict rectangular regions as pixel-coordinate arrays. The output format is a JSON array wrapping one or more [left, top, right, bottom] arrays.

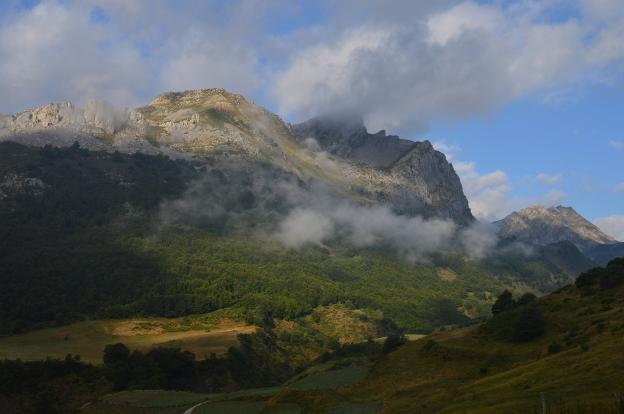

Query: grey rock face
[[388, 141, 472, 224], [291, 115, 416, 168], [1, 89, 474, 225], [292, 116, 473, 224], [495, 205, 616, 251]]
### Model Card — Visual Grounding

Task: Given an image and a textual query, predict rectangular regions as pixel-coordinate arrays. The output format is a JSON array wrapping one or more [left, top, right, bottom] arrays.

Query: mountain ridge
[[0, 88, 474, 224], [495, 205, 617, 250]]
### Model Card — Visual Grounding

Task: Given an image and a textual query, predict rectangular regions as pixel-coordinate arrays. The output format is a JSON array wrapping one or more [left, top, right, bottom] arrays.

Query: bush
[[512, 307, 545, 342], [382, 334, 407, 354], [547, 342, 562, 354], [492, 290, 516, 315], [575, 268, 603, 289], [516, 293, 537, 306]]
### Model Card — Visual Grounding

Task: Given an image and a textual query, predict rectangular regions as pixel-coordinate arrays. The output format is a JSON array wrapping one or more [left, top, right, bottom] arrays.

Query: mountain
[[292, 115, 472, 222], [0, 89, 473, 224], [495, 205, 617, 251], [585, 242, 624, 266]]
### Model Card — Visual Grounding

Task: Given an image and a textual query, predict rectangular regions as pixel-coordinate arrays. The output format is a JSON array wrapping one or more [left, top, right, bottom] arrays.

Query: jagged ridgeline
[[0, 89, 590, 334]]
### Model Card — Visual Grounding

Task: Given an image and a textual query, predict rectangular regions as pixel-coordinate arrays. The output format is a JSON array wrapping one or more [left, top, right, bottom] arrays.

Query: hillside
[[0, 141, 594, 336], [14, 259, 620, 414], [281, 258, 624, 413]]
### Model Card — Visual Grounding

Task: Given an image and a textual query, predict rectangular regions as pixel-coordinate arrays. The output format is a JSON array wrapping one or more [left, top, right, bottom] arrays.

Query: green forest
[[0, 142, 591, 334]]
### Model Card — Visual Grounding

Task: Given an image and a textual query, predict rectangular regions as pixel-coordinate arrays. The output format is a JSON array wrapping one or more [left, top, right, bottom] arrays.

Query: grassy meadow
[[0, 310, 254, 364]]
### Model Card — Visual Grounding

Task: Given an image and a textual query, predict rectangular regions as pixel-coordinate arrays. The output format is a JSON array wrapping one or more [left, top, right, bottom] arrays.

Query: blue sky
[[0, 0, 622, 238]]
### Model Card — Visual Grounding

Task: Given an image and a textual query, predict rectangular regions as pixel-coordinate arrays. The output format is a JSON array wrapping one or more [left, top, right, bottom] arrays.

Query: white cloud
[[426, 1, 503, 46], [454, 161, 567, 221], [454, 161, 511, 221], [432, 141, 462, 161], [536, 172, 563, 185], [0, 1, 151, 110], [594, 215, 624, 241], [273, 1, 624, 132], [0, 0, 276, 112], [276, 208, 334, 248], [609, 140, 624, 150]]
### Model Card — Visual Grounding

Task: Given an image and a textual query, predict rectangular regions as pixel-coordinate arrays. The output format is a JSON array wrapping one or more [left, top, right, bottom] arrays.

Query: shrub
[[382, 334, 407, 354], [575, 268, 603, 290], [547, 342, 562, 354], [512, 307, 545, 342], [492, 290, 515, 315], [516, 293, 537, 306]]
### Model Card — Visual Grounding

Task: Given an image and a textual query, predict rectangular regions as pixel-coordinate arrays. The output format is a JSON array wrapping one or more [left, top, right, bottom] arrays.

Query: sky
[[0, 0, 623, 239]]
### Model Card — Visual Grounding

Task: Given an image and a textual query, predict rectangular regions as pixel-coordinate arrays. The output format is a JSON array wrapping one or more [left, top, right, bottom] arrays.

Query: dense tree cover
[[0, 142, 589, 334], [0, 327, 294, 413], [491, 290, 515, 315], [484, 290, 545, 342], [482, 240, 594, 292], [0, 355, 106, 414], [575, 257, 624, 293], [102, 328, 292, 391]]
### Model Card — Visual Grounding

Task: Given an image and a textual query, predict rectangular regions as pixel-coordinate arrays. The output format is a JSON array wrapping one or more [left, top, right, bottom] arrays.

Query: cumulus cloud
[[273, 1, 624, 132], [0, 1, 151, 110], [432, 141, 462, 161], [454, 161, 511, 221], [536, 172, 563, 185], [594, 215, 624, 241], [3, 0, 624, 133], [0, 0, 275, 113], [453, 160, 567, 221]]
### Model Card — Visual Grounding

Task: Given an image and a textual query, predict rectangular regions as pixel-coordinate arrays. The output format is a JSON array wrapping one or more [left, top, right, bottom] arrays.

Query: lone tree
[[513, 307, 545, 342], [492, 290, 515, 315]]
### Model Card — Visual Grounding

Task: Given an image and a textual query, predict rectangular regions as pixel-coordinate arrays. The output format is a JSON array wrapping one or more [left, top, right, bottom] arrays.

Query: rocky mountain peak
[[291, 115, 472, 224], [291, 116, 418, 169], [495, 205, 616, 251], [0, 88, 474, 225]]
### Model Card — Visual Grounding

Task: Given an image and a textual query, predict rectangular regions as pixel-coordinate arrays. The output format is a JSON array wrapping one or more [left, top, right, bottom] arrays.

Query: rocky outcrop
[[495, 205, 616, 251], [292, 116, 473, 224], [388, 142, 472, 223], [6, 101, 133, 135], [0, 89, 474, 224], [291, 115, 416, 168]]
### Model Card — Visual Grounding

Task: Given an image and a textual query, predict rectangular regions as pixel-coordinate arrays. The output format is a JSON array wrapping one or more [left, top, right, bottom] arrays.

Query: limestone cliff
[[0, 89, 474, 224]]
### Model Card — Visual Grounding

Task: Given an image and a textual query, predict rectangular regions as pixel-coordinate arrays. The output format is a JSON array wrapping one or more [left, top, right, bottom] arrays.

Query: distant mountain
[[585, 242, 624, 266], [0, 89, 473, 224], [495, 205, 623, 264], [482, 239, 595, 292], [495, 205, 616, 250]]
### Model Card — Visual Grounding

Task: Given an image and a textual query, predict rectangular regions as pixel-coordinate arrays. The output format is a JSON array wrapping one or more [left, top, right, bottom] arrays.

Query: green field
[[95, 363, 376, 414], [0, 313, 254, 364]]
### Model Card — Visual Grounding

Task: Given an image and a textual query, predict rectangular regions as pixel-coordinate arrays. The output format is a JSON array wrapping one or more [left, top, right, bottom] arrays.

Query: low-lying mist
[[159, 157, 501, 262]]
